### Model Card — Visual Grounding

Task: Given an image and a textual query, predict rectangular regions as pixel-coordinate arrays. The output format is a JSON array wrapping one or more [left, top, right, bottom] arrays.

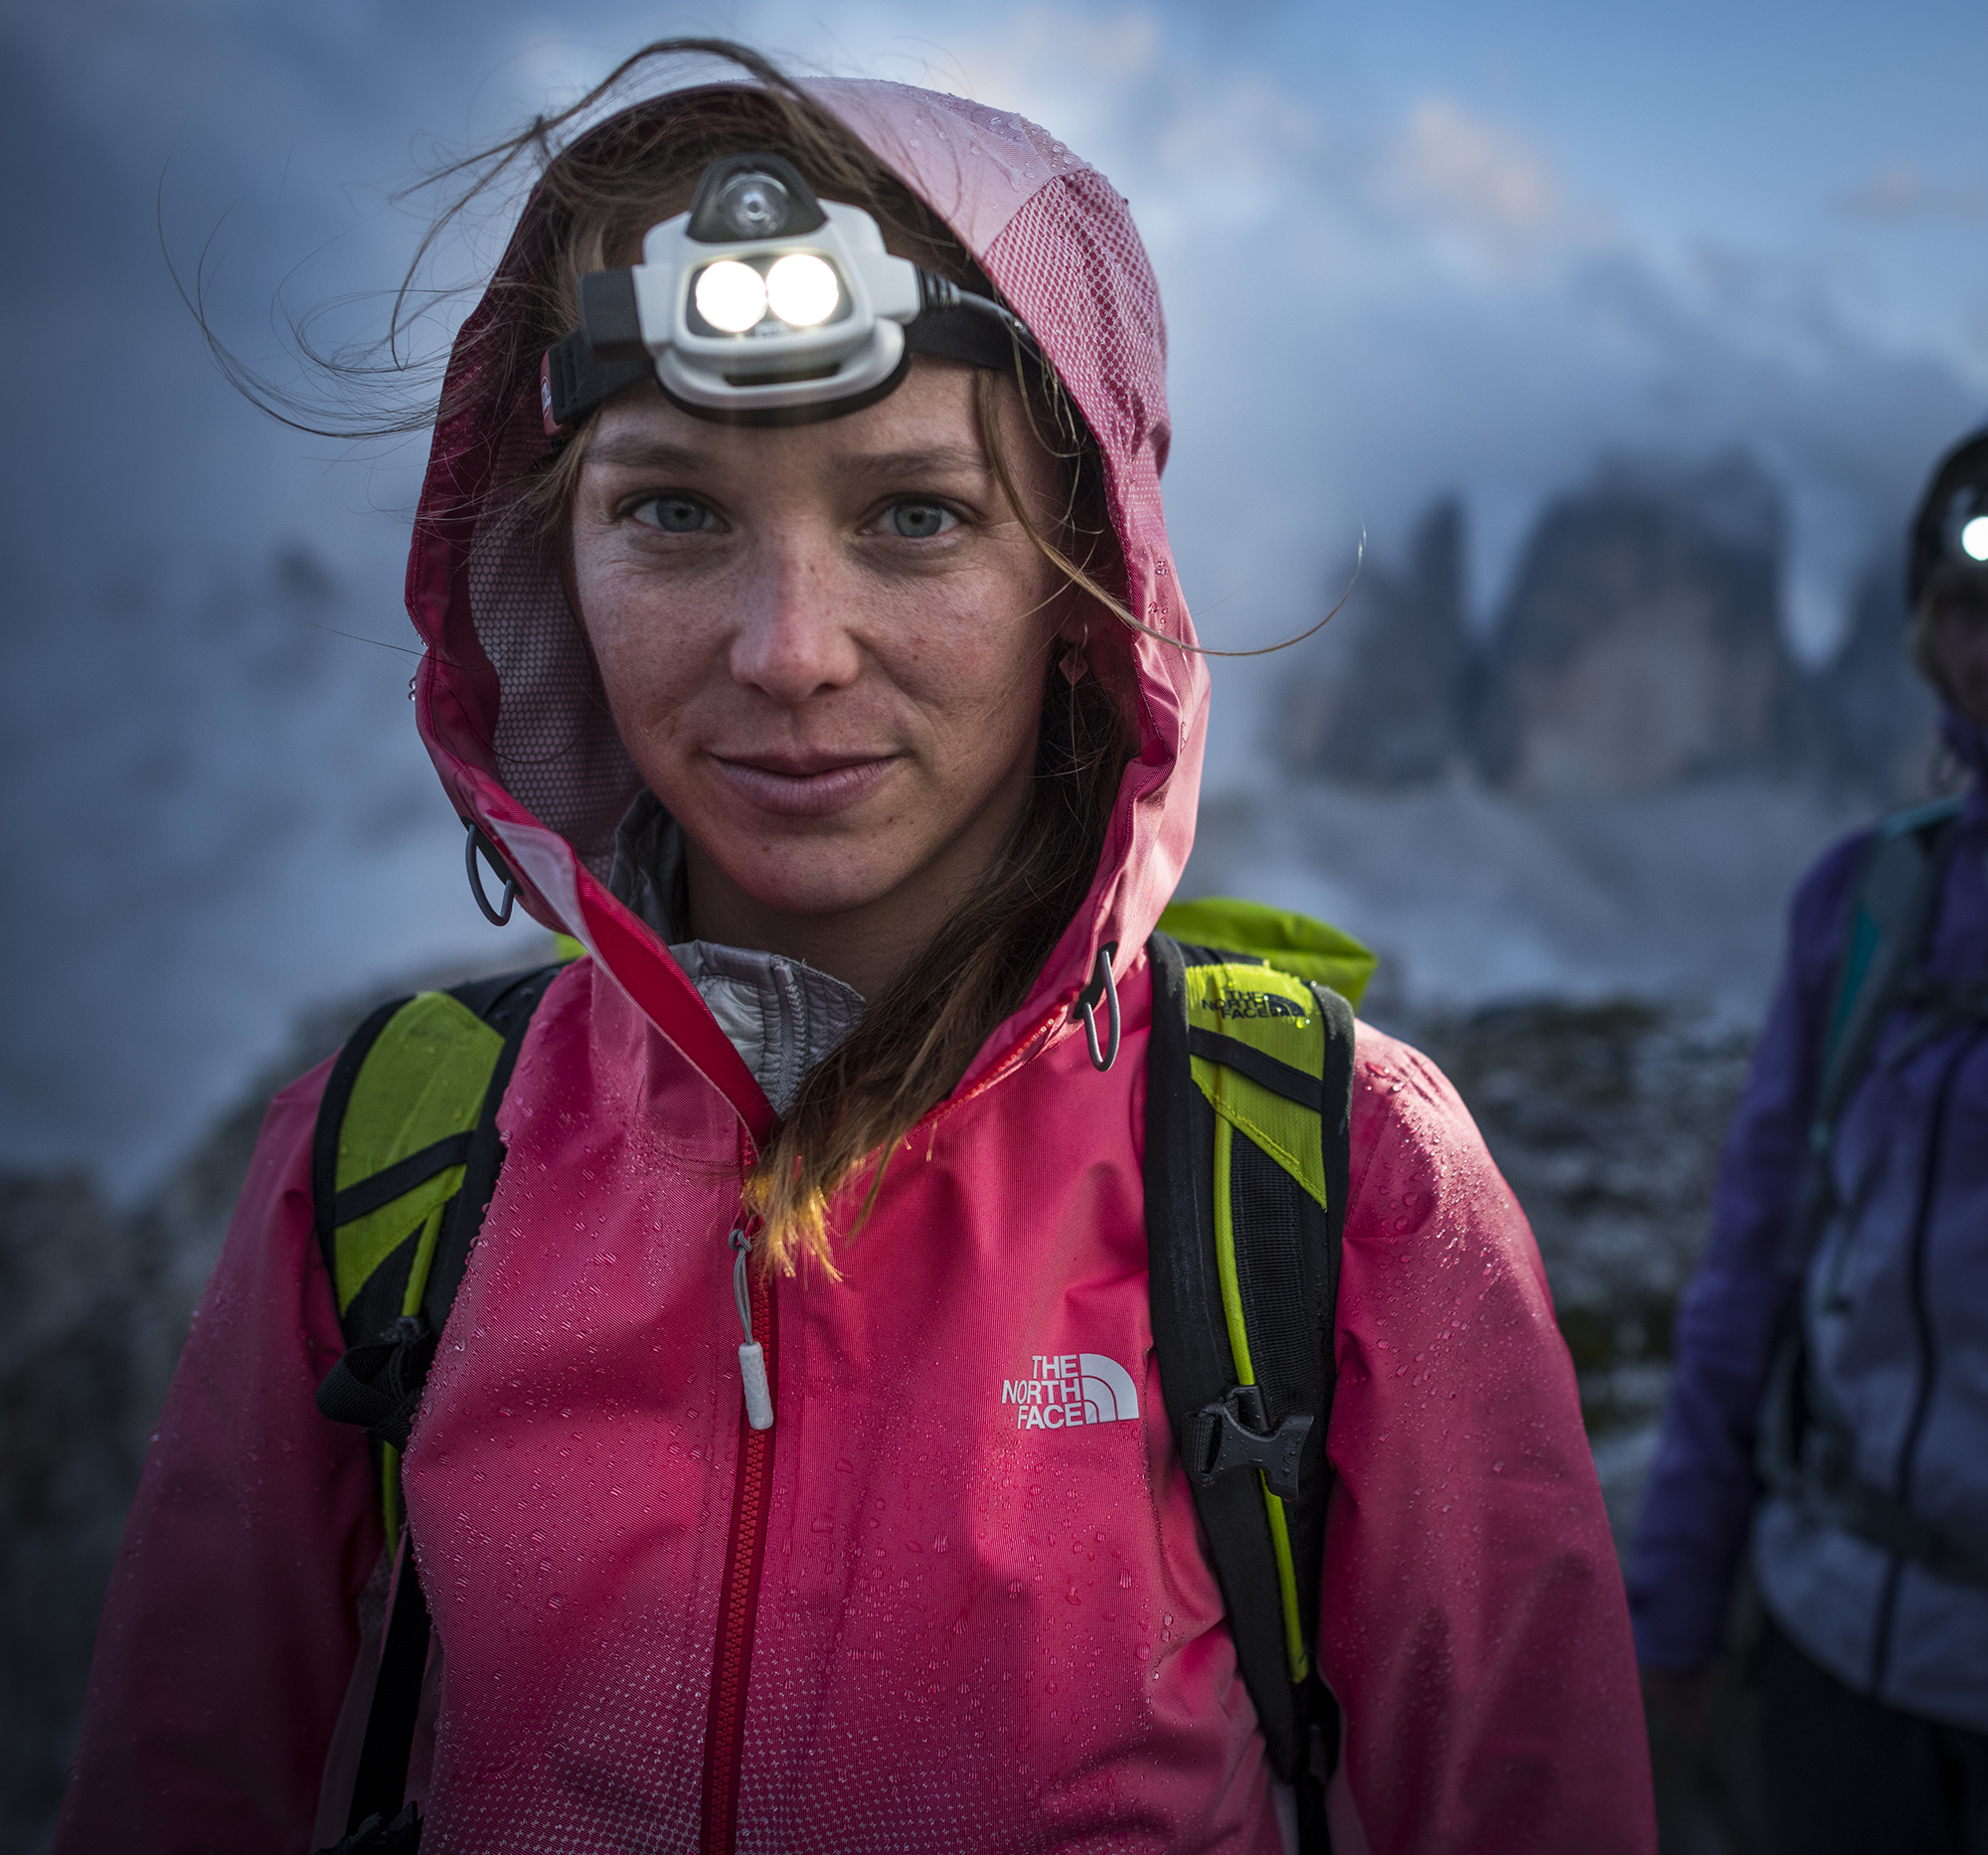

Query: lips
[[709, 751, 900, 818]]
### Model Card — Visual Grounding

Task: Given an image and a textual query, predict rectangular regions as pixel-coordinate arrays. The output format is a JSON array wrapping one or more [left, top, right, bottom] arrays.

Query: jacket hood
[[404, 79, 1207, 1138]]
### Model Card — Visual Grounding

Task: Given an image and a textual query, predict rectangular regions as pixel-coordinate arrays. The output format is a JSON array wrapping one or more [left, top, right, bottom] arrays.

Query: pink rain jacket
[[59, 80, 1654, 1855]]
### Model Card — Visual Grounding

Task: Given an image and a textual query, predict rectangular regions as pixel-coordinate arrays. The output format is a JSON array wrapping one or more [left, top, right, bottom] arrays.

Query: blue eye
[[888, 502, 956, 540], [632, 496, 713, 534]]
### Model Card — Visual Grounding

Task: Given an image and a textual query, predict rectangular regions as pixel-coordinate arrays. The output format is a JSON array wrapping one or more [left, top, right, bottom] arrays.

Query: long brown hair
[[463, 49, 1137, 1274]]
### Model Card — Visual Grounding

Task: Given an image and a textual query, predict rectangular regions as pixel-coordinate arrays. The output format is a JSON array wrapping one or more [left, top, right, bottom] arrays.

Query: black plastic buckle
[[1188, 1385, 1312, 1502], [314, 1314, 440, 1453]]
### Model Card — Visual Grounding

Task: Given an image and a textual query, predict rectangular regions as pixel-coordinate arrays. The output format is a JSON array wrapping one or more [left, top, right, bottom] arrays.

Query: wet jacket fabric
[[58, 80, 1652, 1855], [1631, 711, 1988, 1732]]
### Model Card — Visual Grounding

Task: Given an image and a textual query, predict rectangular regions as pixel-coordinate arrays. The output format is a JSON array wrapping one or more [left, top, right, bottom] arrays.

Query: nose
[[727, 532, 863, 706]]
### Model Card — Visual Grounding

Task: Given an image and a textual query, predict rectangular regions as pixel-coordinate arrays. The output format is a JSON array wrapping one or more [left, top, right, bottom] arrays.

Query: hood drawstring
[[731, 1227, 774, 1431], [1074, 942, 1121, 1073]]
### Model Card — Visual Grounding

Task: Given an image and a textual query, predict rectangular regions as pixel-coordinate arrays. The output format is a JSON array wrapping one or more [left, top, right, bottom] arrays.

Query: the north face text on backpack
[[1002, 1354, 1140, 1430], [1213, 985, 1307, 1021]]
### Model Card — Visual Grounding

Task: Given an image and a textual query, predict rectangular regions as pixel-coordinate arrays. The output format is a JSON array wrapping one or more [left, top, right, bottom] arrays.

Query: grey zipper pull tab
[[731, 1228, 774, 1432]]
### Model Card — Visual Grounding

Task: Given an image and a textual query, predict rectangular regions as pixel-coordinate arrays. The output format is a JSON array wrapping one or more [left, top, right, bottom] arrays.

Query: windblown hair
[[407, 44, 1137, 1274]]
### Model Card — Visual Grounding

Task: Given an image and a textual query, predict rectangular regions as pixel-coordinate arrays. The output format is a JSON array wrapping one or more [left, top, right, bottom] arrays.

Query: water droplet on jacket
[[1118, 1572, 1132, 1589], [539, 1558, 553, 1572], [1008, 1581, 1024, 1598], [931, 1534, 948, 1554], [1136, 1644, 1151, 1661], [1492, 1460, 1505, 1473]]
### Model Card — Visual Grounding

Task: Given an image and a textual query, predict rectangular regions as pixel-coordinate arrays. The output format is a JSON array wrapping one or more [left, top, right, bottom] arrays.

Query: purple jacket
[[1630, 707, 1988, 1730]]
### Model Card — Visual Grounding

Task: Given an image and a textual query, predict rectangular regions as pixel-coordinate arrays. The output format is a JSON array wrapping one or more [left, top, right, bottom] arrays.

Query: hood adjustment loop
[[730, 1226, 774, 1432], [464, 821, 519, 927], [1074, 942, 1122, 1073]]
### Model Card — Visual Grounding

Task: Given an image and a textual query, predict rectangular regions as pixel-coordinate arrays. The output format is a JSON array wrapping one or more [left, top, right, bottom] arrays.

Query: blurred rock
[[1470, 455, 1803, 797], [1281, 500, 1470, 786], [1408, 994, 1752, 1453], [1275, 455, 1940, 810], [0, 1171, 154, 1845]]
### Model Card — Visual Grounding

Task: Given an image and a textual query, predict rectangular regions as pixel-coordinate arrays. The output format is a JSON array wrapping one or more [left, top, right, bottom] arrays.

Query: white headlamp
[[541, 152, 1033, 433]]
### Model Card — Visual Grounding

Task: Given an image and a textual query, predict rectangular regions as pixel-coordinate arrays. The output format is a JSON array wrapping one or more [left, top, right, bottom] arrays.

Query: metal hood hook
[[464, 820, 519, 927], [1074, 942, 1121, 1072]]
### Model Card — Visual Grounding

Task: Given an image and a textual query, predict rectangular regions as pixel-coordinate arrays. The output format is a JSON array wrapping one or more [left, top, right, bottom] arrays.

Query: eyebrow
[[581, 435, 992, 481]]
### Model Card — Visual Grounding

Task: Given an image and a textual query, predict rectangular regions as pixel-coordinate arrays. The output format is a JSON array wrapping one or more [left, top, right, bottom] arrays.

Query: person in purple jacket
[[1631, 426, 1988, 1852]]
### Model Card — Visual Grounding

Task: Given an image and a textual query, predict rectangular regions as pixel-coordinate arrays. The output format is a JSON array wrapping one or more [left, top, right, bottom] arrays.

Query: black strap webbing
[[331, 1133, 473, 1226], [312, 995, 414, 1296], [1187, 1027, 1326, 1110], [418, 965, 563, 1328], [345, 1547, 434, 1834], [1144, 932, 1352, 1850]]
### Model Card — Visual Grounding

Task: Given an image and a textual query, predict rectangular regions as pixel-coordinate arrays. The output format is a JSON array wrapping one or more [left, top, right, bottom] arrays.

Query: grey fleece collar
[[607, 792, 867, 1116]]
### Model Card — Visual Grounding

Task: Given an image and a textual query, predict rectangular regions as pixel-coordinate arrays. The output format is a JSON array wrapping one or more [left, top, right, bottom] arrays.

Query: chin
[[722, 857, 906, 923]]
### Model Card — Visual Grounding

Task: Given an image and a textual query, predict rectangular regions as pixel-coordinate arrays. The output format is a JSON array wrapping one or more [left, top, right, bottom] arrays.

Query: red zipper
[[701, 1219, 777, 1854]]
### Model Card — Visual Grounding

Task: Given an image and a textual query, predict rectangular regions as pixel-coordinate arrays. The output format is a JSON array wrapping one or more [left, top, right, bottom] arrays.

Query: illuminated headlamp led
[[540, 150, 1035, 432], [686, 253, 846, 337], [1962, 515, 1988, 563], [693, 260, 769, 335], [765, 253, 842, 328]]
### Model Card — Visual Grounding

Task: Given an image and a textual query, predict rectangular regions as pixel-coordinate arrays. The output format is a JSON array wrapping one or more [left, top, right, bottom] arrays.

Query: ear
[[1056, 611, 1091, 686], [1053, 598, 1090, 649]]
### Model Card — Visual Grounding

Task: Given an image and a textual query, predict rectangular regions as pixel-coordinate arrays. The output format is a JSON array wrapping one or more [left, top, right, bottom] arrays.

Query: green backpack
[[312, 899, 1372, 1853]]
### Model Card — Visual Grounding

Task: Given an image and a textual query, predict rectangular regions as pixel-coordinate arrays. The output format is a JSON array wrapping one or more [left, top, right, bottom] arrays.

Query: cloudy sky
[[5, 0, 1986, 1191]]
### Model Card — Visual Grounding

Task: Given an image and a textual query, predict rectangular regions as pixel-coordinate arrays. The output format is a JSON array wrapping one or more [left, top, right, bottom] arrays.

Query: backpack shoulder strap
[[308, 959, 567, 1848], [313, 962, 566, 1501], [1783, 794, 1964, 1272], [1145, 928, 1354, 1852]]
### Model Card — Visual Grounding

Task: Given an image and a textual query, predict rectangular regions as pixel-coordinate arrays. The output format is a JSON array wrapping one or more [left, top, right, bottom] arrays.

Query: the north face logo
[[1214, 986, 1306, 1021], [1001, 1354, 1140, 1430]]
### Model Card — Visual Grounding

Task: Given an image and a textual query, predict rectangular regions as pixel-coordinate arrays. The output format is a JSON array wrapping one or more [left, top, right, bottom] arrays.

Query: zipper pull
[[730, 1228, 774, 1432]]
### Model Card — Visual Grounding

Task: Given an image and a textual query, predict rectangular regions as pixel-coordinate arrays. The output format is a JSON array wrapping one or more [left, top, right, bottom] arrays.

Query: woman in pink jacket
[[58, 44, 1652, 1855]]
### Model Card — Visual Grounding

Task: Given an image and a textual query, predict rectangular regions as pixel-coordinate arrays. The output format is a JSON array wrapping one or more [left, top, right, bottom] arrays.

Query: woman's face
[[1930, 581, 1988, 725], [570, 359, 1077, 990]]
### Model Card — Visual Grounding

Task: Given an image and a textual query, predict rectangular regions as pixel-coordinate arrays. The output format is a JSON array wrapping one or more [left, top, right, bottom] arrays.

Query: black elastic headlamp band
[[538, 271, 1039, 435]]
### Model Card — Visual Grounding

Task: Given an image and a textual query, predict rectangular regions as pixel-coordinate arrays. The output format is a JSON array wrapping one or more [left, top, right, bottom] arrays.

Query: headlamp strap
[[540, 338, 652, 439], [542, 290, 1034, 437]]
